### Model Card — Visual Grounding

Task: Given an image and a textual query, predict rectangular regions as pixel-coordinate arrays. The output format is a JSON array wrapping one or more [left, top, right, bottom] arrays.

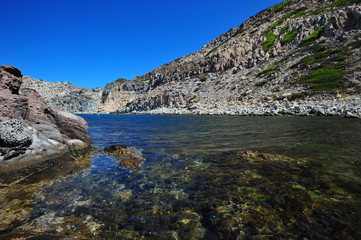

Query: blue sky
[[1, 0, 282, 89]]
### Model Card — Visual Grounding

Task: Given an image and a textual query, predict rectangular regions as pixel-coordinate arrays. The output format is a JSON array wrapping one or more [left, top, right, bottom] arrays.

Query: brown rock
[[0, 65, 91, 176], [0, 65, 23, 94], [45, 106, 90, 144]]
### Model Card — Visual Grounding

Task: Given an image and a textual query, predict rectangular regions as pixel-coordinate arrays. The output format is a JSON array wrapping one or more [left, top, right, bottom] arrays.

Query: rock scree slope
[[22, 0, 361, 117]]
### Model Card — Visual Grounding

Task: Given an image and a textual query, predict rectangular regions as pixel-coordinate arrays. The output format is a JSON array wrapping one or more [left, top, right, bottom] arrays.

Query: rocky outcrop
[[21, 76, 103, 114], [98, 78, 149, 113], [113, 0, 361, 117], [21, 76, 149, 114], [0, 65, 91, 173]]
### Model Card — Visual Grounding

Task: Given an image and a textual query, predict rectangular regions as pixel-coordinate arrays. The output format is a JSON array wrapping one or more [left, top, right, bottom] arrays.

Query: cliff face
[[21, 76, 103, 114], [98, 78, 149, 113], [21, 76, 149, 114], [116, 0, 361, 116]]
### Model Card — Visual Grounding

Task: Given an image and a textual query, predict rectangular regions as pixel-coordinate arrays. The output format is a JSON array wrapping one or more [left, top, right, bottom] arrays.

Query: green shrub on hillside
[[258, 67, 277, 76], [301, 25, 325, 45], [281, 29, 299, 45], [261, 34, 276, 52], [292, 8, 307, 18], [299, 68, 343, 91], [206, 47, 218, 57], [313, 7, 326, 14], [265, 13, 293, 33], [329, 0, 348, 7], [273, 0, 292, 12]]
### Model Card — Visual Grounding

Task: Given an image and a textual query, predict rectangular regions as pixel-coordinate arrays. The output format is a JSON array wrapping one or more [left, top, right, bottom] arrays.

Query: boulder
[[0, 65, 91, 176], [0, 119, 32, 147]]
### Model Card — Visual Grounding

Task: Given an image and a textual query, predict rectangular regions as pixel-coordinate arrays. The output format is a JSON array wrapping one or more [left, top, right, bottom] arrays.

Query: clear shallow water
[[1, 115, 361, 239]]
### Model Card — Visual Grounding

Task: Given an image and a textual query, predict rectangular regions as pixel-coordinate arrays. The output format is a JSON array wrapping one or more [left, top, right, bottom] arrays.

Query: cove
[[1, 115, 361, 239]]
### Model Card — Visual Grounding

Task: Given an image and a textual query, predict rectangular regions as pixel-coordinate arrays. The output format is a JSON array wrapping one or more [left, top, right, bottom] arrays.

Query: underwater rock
[[103, 145, 143, 168], [236, 149, 293, 162]]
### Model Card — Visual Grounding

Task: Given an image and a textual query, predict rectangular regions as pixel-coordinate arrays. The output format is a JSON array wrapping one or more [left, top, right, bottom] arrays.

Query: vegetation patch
[[293, 48, 348, 69], [189, 96, 200, 103], [279, 26, 288, 35], [313, 7, 326, 14], [299, 68, 343, 91], [292, 7, 307, 18], [329, 0, 349, 7], [273, 0, 292, 12], [265, 12, 293, 33], [301, 25, 325, 46], [293, 46, 349, 92], [281, 29, 299, 45], [199, 75, 207, 82], [258, 67, 277, 76], [261, 33, 276, 52], [205, 47, 218, 57]]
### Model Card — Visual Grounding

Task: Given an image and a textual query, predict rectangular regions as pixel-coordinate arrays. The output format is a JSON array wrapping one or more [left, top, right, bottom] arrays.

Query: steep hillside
[[115, 0, 361, 116], [21, 0, 361, 117]]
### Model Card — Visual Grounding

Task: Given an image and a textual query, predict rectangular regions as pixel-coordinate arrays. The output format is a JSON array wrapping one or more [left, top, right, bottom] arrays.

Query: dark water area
[[1, 115, 361, 239]]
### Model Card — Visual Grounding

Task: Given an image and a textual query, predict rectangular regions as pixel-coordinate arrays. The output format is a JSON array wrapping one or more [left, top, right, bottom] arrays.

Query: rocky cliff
[[21, 76, 103, 114], [21, 76, 149, 114], [115, 0, 361, 116], [98, 78, 149, 113], [0, 65, 91, 178]]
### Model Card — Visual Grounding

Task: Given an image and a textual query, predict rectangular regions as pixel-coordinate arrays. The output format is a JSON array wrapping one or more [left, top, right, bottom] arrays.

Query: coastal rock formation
[[0, 65, 91, 174], [21, 76, 149, 114], [98, 78, 149, 113], [21, 76, 103, 114]]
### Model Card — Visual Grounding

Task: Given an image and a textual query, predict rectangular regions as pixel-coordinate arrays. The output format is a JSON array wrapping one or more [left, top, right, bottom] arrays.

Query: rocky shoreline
[[119, 96, 361, 118], [0, 65, 91, 182]]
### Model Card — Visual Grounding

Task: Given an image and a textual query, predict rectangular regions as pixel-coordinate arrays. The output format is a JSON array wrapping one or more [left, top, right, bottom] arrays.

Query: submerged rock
[[103, 145, 143, 168]]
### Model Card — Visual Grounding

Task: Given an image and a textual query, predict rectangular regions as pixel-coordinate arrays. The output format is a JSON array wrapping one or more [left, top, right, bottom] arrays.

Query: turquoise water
[[1, 115, 361, 239]]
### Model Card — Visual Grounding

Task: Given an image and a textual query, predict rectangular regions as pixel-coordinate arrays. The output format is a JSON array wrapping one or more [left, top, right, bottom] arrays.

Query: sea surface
[[1, 114, 361, 239]]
